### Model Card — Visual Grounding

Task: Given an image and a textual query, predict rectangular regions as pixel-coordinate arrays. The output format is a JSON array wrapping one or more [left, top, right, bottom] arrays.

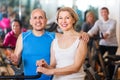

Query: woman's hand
[[36, 59, 48, 68], [36, 66, 54, 75]]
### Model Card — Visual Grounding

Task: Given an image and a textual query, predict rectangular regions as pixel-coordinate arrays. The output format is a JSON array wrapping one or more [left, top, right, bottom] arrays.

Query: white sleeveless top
[[52, 38, 86, 80]]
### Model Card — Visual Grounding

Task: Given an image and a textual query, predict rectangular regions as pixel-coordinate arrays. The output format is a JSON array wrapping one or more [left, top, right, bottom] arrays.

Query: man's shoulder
[[45, 31, 55, 39], [109, 18, 116, 23], [95, 19, 103, 25], [22, 30, 32, 39]]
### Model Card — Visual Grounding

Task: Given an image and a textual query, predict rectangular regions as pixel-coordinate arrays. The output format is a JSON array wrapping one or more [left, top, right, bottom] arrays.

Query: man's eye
[[39, 16, 43, 19], [33, 17, 37, 19]]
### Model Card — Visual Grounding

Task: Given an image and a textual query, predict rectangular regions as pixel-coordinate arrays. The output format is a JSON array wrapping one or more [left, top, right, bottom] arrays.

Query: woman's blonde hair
[[56, 7, 78, 26], [86, 11, 95, 20]]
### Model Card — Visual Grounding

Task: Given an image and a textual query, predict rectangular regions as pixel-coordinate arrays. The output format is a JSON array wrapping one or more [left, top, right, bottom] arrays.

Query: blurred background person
[[81, 11, 96, 32], [0, 19, 25, 76], [0, 13, 11, 39], [81, 11, 97, 69], [0, 19, 22, 48], [88, 7, 118, 80]]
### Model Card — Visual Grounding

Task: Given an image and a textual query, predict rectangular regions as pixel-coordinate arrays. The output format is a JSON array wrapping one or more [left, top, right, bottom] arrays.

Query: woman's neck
[[14, 31, 21, 38], [63, 29, 77, 37]]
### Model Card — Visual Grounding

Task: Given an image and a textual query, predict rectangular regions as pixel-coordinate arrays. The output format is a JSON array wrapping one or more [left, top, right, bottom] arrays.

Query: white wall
[[40, 0, 58, 19]]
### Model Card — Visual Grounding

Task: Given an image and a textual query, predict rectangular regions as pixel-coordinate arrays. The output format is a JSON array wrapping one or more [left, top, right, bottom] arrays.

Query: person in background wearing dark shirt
[[81, 11, 96, 69]]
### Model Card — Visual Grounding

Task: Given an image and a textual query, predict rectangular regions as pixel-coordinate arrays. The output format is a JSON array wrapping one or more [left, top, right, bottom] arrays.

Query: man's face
[[101, 9, 109, 20], [30, 10, 47, 31]]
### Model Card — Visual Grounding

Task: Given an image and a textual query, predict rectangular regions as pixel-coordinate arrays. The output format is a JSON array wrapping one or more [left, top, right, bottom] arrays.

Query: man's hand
[[7, 53, 18, 65], [103, 33, 109, 39], [80, 31, 89, 43]]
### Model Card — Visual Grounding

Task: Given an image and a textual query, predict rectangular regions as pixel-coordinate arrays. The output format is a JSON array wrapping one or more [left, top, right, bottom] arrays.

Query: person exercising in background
[[0, 19, 22, 48], [88, 7, 118, 80]]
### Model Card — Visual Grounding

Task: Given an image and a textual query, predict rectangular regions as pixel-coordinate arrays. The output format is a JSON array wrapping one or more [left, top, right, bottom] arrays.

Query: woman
[[81, 11, 95, 32], [36, 7, 87, 80], [0, 19, 22, 48], [81, 11, 97, 69]]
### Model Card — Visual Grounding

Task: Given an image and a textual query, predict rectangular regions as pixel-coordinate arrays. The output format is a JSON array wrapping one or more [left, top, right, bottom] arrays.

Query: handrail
[[0, 72, 42, 79], [0, 46, 15, 49]]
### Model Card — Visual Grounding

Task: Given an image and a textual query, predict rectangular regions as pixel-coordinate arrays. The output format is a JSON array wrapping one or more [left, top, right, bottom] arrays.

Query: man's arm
[[8, 34, 23, 65], [87, 20, 99, 37], [104, 20, 116, 39]]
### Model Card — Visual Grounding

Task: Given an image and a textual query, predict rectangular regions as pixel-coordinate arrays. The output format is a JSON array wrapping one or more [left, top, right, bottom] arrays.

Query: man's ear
[[29, 19, 32, 25]]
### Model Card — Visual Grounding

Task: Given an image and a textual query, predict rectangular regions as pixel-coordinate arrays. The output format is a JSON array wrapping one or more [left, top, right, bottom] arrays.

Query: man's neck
[[32, 30, 45, 36]]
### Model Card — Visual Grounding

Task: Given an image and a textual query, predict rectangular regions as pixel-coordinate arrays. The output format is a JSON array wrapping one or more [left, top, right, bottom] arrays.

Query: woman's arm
[[52, 39, 87, 75], [50, 40, 56, 68], [37, 39, 87, 75]]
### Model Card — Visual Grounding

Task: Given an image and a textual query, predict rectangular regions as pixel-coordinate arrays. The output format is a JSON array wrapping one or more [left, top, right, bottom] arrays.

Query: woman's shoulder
[[74, 32, 81, 38]]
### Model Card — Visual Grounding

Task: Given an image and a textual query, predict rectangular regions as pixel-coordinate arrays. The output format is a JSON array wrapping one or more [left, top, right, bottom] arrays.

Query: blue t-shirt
[[22, 30, 55, 80]]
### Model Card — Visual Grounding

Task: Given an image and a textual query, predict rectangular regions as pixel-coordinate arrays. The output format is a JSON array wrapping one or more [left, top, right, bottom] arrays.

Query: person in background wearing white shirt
[[88, 7, 118, 80]]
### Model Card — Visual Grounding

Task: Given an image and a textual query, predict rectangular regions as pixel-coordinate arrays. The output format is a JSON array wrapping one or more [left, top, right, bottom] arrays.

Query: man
[[88, 7, 118, 80], [9, 8, 88, 80]]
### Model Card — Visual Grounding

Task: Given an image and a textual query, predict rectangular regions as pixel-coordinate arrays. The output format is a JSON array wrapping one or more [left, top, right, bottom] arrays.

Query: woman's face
[[11, 21, 21, 34], [57, 11, 75, 31], [87, 14, 94, 23]]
